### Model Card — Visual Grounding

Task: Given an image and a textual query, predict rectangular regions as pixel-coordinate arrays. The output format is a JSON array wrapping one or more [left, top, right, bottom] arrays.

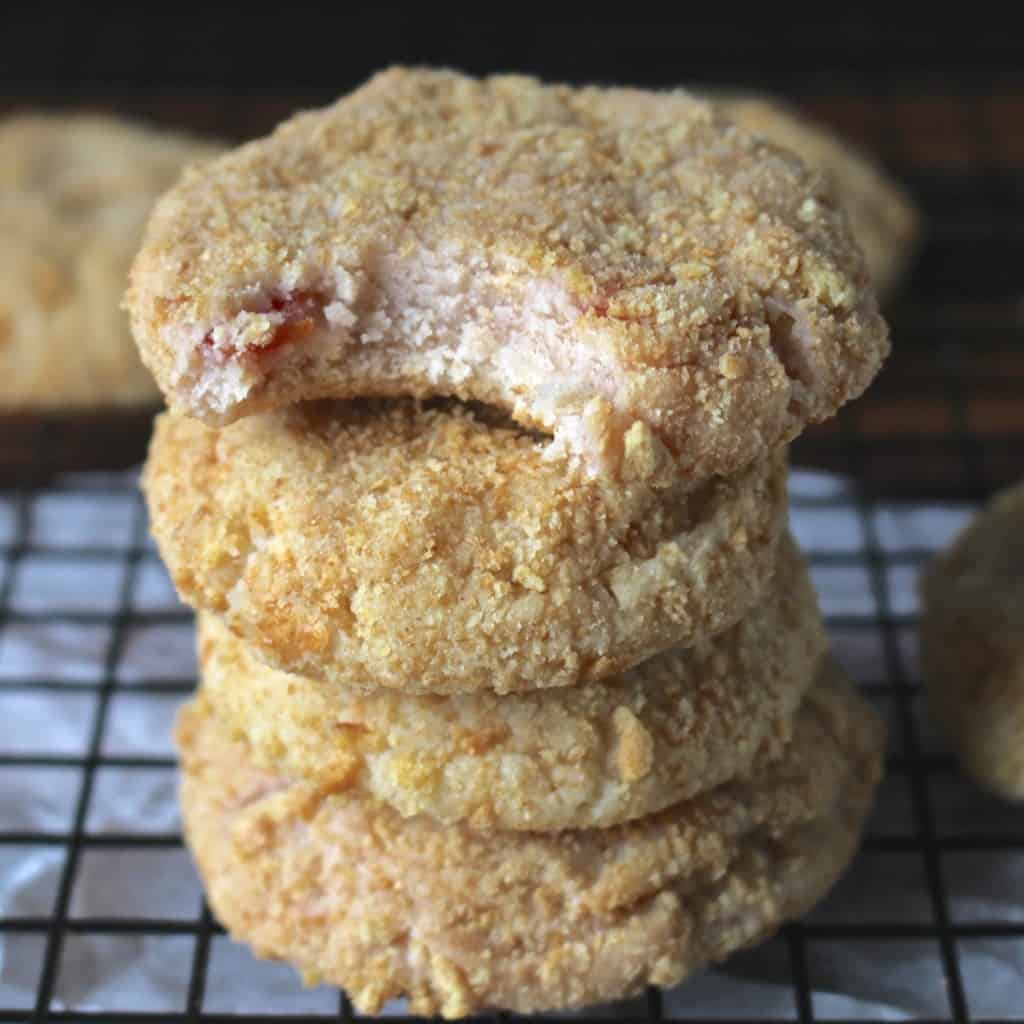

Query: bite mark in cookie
[[129, 68, 889, 478]]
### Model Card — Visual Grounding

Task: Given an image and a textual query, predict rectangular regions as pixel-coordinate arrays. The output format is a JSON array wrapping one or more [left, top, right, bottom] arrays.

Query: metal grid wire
[[1, 81, 1024, 1023]]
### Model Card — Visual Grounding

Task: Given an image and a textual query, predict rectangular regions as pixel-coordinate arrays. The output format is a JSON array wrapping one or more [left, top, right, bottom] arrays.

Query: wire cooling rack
[[1, 83, 1024, 1022]]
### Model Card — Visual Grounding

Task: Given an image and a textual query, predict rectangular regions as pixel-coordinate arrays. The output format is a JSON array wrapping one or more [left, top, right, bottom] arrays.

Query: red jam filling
[[199, 292, 322, 364]]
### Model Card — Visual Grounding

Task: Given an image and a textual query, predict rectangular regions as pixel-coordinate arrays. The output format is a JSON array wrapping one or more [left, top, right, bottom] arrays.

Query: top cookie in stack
[[129, 67, 887, 481], [131, 69, 889, 1016]]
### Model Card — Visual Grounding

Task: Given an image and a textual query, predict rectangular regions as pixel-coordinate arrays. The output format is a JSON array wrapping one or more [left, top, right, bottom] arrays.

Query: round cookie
[[0, 113, 221, 411], [920, 482, 1024, 799], [129, 67, 888, 478], [199, 534, 826, 830], [714, 95, 919, 301], [178, 666, 885, 1018], [144, 398, 788, 695]]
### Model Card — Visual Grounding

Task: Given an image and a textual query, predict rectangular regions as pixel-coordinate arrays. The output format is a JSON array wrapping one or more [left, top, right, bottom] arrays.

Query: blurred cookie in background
[[0, 113, 222, 479], [715, 94, 920, 302], [920, 481, 1024, 800]]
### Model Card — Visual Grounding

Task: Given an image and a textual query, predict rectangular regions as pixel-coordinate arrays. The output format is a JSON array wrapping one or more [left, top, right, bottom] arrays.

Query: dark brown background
[[3, 6, 1023, 497]]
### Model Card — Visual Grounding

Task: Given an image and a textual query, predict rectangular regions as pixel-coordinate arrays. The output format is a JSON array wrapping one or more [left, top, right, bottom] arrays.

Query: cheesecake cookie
[[144, 398, 788, 694], [199, 535, 826, 830], [129, 68, 888, 477], [178, 665, 884, 1017], [920, 482, 1024, 799], [0, 113, 220, 410]]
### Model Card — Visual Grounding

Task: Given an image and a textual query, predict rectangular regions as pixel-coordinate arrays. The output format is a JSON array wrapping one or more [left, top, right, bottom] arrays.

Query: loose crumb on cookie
[[128, 67, 889, 477], [143, 398, 788, 694], [920, 481, 1024, 800], [178, 664, 884, 1017]]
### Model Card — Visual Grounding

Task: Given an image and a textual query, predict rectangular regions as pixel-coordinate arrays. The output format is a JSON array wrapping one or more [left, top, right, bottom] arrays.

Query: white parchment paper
[[0, 469, 1019, 1019]]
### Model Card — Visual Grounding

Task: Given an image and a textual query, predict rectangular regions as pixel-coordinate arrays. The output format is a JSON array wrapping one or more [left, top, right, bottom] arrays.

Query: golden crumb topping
[[178, 667, 884, 1016], [129, 68, 888, 477]]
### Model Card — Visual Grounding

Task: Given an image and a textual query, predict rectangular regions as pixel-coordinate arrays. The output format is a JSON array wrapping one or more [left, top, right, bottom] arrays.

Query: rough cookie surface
[[0, 114, 220, 409], [716, 94, 920, 301], [199, 535, 826, 830], [129, 67, 888, 477], [178, 666, 884, 1017], [920, 482, 1024, 799], [144, 399, 788, 694]]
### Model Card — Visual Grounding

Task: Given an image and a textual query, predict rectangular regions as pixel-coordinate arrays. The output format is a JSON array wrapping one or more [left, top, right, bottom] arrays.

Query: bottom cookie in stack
[[177, 661, 884, 1017]]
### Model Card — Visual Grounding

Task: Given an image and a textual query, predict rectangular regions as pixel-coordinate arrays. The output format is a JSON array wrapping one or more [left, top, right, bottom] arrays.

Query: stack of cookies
[[131, 70, 889, 1017]]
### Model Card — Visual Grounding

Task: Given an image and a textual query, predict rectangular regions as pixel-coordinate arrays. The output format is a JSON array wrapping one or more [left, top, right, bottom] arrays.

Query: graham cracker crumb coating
[[128, 67, 888, 477], [177, 666, 885, 1017], [144, 399, 788, 694], [198, 534, 826, 830], [715, 94, 919, 301]]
